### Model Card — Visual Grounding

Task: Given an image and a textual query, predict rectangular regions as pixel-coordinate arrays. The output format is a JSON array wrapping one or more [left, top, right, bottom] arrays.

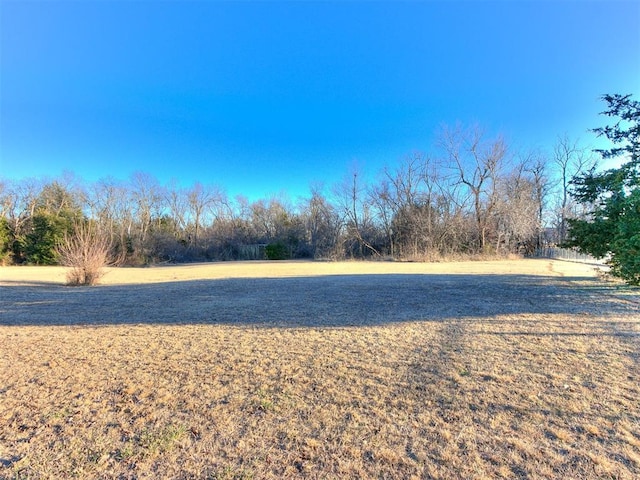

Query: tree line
[[0, 124, 597, 266]]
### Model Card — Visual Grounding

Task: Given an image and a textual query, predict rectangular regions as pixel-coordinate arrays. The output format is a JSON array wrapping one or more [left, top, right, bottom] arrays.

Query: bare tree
[[523, 151, 551, 249], [493, 161, 539, 253], [553, 135, 597, 242], [440, 125, 507, 253], [252, 196, 303, 241], [4, 178, 42, 246], [165, 180, 189, 235], [300, 184, 342, 258], [368, 177, 396, 256], [187, 182, 222, 248], [85, 177, 133, 263], [334, 167, 380, 257], [129, 172, 163, 259], [369, 153, 440, 258]]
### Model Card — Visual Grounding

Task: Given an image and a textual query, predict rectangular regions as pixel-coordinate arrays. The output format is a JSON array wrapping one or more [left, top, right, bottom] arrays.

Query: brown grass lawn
[[1, 259, 639, 479]]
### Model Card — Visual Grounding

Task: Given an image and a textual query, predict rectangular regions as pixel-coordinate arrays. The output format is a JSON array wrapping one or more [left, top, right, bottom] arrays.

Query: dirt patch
[[1, 259, 639, 479]]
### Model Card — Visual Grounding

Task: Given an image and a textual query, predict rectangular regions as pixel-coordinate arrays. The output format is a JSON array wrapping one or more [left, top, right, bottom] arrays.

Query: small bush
[[265, 242, 288, 260], [56, 222, 112, 286]]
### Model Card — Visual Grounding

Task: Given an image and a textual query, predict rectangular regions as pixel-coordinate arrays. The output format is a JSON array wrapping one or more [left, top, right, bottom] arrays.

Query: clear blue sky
[[1, 1, 638, 200]]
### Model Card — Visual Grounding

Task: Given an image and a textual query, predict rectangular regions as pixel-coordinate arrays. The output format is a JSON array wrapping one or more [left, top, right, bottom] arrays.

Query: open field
[[1, 259, 639, 479]]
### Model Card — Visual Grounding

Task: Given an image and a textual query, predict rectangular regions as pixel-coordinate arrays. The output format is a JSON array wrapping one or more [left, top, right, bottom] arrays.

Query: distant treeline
[[0, 126, 596, 265]]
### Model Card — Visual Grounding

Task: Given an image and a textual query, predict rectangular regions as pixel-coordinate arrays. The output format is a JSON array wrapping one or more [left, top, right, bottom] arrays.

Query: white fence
[[533, 247, 608, 265]]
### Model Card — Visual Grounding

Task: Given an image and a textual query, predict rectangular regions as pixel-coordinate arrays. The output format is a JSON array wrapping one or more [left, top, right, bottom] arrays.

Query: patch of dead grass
[[1, 260, 639, 479]]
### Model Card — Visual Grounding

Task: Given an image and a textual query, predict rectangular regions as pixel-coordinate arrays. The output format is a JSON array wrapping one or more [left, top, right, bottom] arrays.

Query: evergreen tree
[[0, 217, 11, 264], [19, 181, 83, 264], [566, 94, 640, 284]]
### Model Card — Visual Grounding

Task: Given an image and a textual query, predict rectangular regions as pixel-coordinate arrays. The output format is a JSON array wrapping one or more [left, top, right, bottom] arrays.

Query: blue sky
[[1, 1, 639, 200]]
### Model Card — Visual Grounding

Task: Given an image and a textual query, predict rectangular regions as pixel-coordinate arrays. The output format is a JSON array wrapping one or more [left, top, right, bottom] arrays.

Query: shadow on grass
[[1, 273, 638, 327]]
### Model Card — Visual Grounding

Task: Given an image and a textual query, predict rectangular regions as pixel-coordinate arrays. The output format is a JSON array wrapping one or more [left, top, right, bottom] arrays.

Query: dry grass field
[[1, 259, 639, 479]]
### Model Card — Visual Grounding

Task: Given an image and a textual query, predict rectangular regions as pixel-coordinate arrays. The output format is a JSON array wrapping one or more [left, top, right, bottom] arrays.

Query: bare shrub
[[56, 222, 112, 286]]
